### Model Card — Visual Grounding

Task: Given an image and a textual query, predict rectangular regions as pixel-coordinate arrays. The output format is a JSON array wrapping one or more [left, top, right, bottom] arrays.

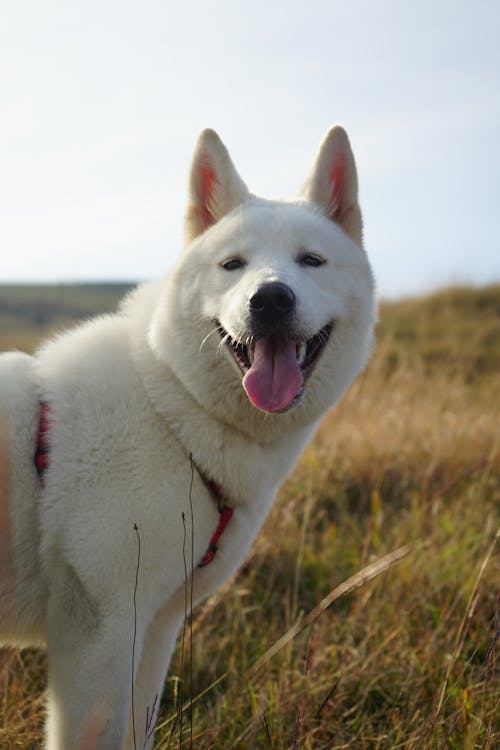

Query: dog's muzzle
[[217, 281, 332, 414]]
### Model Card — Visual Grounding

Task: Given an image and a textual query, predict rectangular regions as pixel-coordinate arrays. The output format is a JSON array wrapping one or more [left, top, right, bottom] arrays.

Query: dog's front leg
[[124, 602, 184, 750], [45, 585, 142, 750]]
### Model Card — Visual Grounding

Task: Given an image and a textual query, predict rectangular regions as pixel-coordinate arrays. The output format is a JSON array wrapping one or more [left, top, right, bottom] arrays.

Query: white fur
[[0, 126, 375, 749]]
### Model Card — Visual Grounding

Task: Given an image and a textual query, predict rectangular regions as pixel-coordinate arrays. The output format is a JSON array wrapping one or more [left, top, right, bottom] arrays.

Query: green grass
[[1, 284, 498, 749]]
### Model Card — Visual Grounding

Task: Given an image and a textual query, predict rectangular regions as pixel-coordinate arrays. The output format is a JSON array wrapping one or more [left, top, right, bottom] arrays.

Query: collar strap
[[34, 403, 234, 568], [198, 504, 234, 568], [35, 402, 50, 485]]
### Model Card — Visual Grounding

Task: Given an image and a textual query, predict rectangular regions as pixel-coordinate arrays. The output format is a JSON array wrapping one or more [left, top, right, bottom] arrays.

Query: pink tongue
[[242, 338, 304, 413]]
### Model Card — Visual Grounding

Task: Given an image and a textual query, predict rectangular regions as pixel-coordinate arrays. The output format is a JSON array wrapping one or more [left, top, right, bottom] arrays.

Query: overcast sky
[[1, 0, 499, 298]]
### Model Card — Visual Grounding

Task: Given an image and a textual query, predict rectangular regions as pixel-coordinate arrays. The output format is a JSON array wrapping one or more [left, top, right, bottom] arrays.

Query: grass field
[[0, 284, 498, 749]]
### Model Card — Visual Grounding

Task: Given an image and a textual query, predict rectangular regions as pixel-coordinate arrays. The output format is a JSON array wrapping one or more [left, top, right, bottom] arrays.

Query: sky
[[1, 0, 499, 298]]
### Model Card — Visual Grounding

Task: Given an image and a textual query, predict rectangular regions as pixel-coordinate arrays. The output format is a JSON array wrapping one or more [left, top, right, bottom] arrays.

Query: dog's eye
[[298, 253, 325, 268], [221, 258, 245, 271]]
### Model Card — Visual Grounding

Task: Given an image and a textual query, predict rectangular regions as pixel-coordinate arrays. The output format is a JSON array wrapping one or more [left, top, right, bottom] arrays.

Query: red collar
[[34, 403, 233, 568], [197, 497, 234, 568], [34, 401, 50, 483]]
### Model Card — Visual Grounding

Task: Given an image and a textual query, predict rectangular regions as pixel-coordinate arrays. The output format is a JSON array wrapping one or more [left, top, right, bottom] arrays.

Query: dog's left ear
[[301, 126, 363, 246], [185, 129, 249, 242]]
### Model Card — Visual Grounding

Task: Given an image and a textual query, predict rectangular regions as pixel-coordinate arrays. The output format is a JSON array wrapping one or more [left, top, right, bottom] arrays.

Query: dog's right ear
[[185, 129, 249, 242]]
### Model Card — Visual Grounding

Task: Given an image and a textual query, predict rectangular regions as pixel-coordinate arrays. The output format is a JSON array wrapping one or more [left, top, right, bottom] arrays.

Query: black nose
[[249, 282, 296, 322]]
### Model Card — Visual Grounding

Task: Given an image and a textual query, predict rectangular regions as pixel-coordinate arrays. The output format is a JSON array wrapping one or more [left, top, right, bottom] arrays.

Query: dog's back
[[0, 352, 48, 645]]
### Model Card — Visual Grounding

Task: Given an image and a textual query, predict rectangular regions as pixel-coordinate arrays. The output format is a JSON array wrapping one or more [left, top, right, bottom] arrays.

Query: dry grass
[[1, 285, 499, 748]]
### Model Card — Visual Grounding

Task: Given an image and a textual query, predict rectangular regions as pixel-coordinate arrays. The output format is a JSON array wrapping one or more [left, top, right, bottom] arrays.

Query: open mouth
[[217, 323, 333, 413]]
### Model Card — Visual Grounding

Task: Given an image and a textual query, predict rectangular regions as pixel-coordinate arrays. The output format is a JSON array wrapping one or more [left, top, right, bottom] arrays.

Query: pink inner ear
[[199, 159, 217, 227], [328, 152, 346, 221]]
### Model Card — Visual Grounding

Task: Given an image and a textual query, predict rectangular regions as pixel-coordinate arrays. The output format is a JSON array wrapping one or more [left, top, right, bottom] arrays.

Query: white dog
[[0, 126, 375, 749]]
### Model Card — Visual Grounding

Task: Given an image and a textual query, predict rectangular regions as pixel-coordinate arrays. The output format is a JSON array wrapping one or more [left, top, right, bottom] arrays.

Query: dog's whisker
[[216, 332, 232, 360], [200, 327, 222, 353]]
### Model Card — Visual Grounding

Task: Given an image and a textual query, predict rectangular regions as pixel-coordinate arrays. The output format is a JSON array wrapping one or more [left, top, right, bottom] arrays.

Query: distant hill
[[0, 282, 136, 351]]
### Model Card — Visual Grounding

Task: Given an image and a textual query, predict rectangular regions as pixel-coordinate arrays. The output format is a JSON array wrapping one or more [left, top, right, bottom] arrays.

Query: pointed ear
[[302, 126, 363, 246], [185, 129, 249, 242]]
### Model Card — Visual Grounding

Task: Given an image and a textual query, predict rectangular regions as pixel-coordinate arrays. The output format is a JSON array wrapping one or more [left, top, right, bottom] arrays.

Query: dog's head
[[149, 127, 375, 432]]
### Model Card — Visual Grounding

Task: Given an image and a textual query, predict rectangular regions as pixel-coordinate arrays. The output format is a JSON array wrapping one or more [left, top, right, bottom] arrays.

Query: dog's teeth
[[248, 343, 255, 365], [296, 341, 307, 365]]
